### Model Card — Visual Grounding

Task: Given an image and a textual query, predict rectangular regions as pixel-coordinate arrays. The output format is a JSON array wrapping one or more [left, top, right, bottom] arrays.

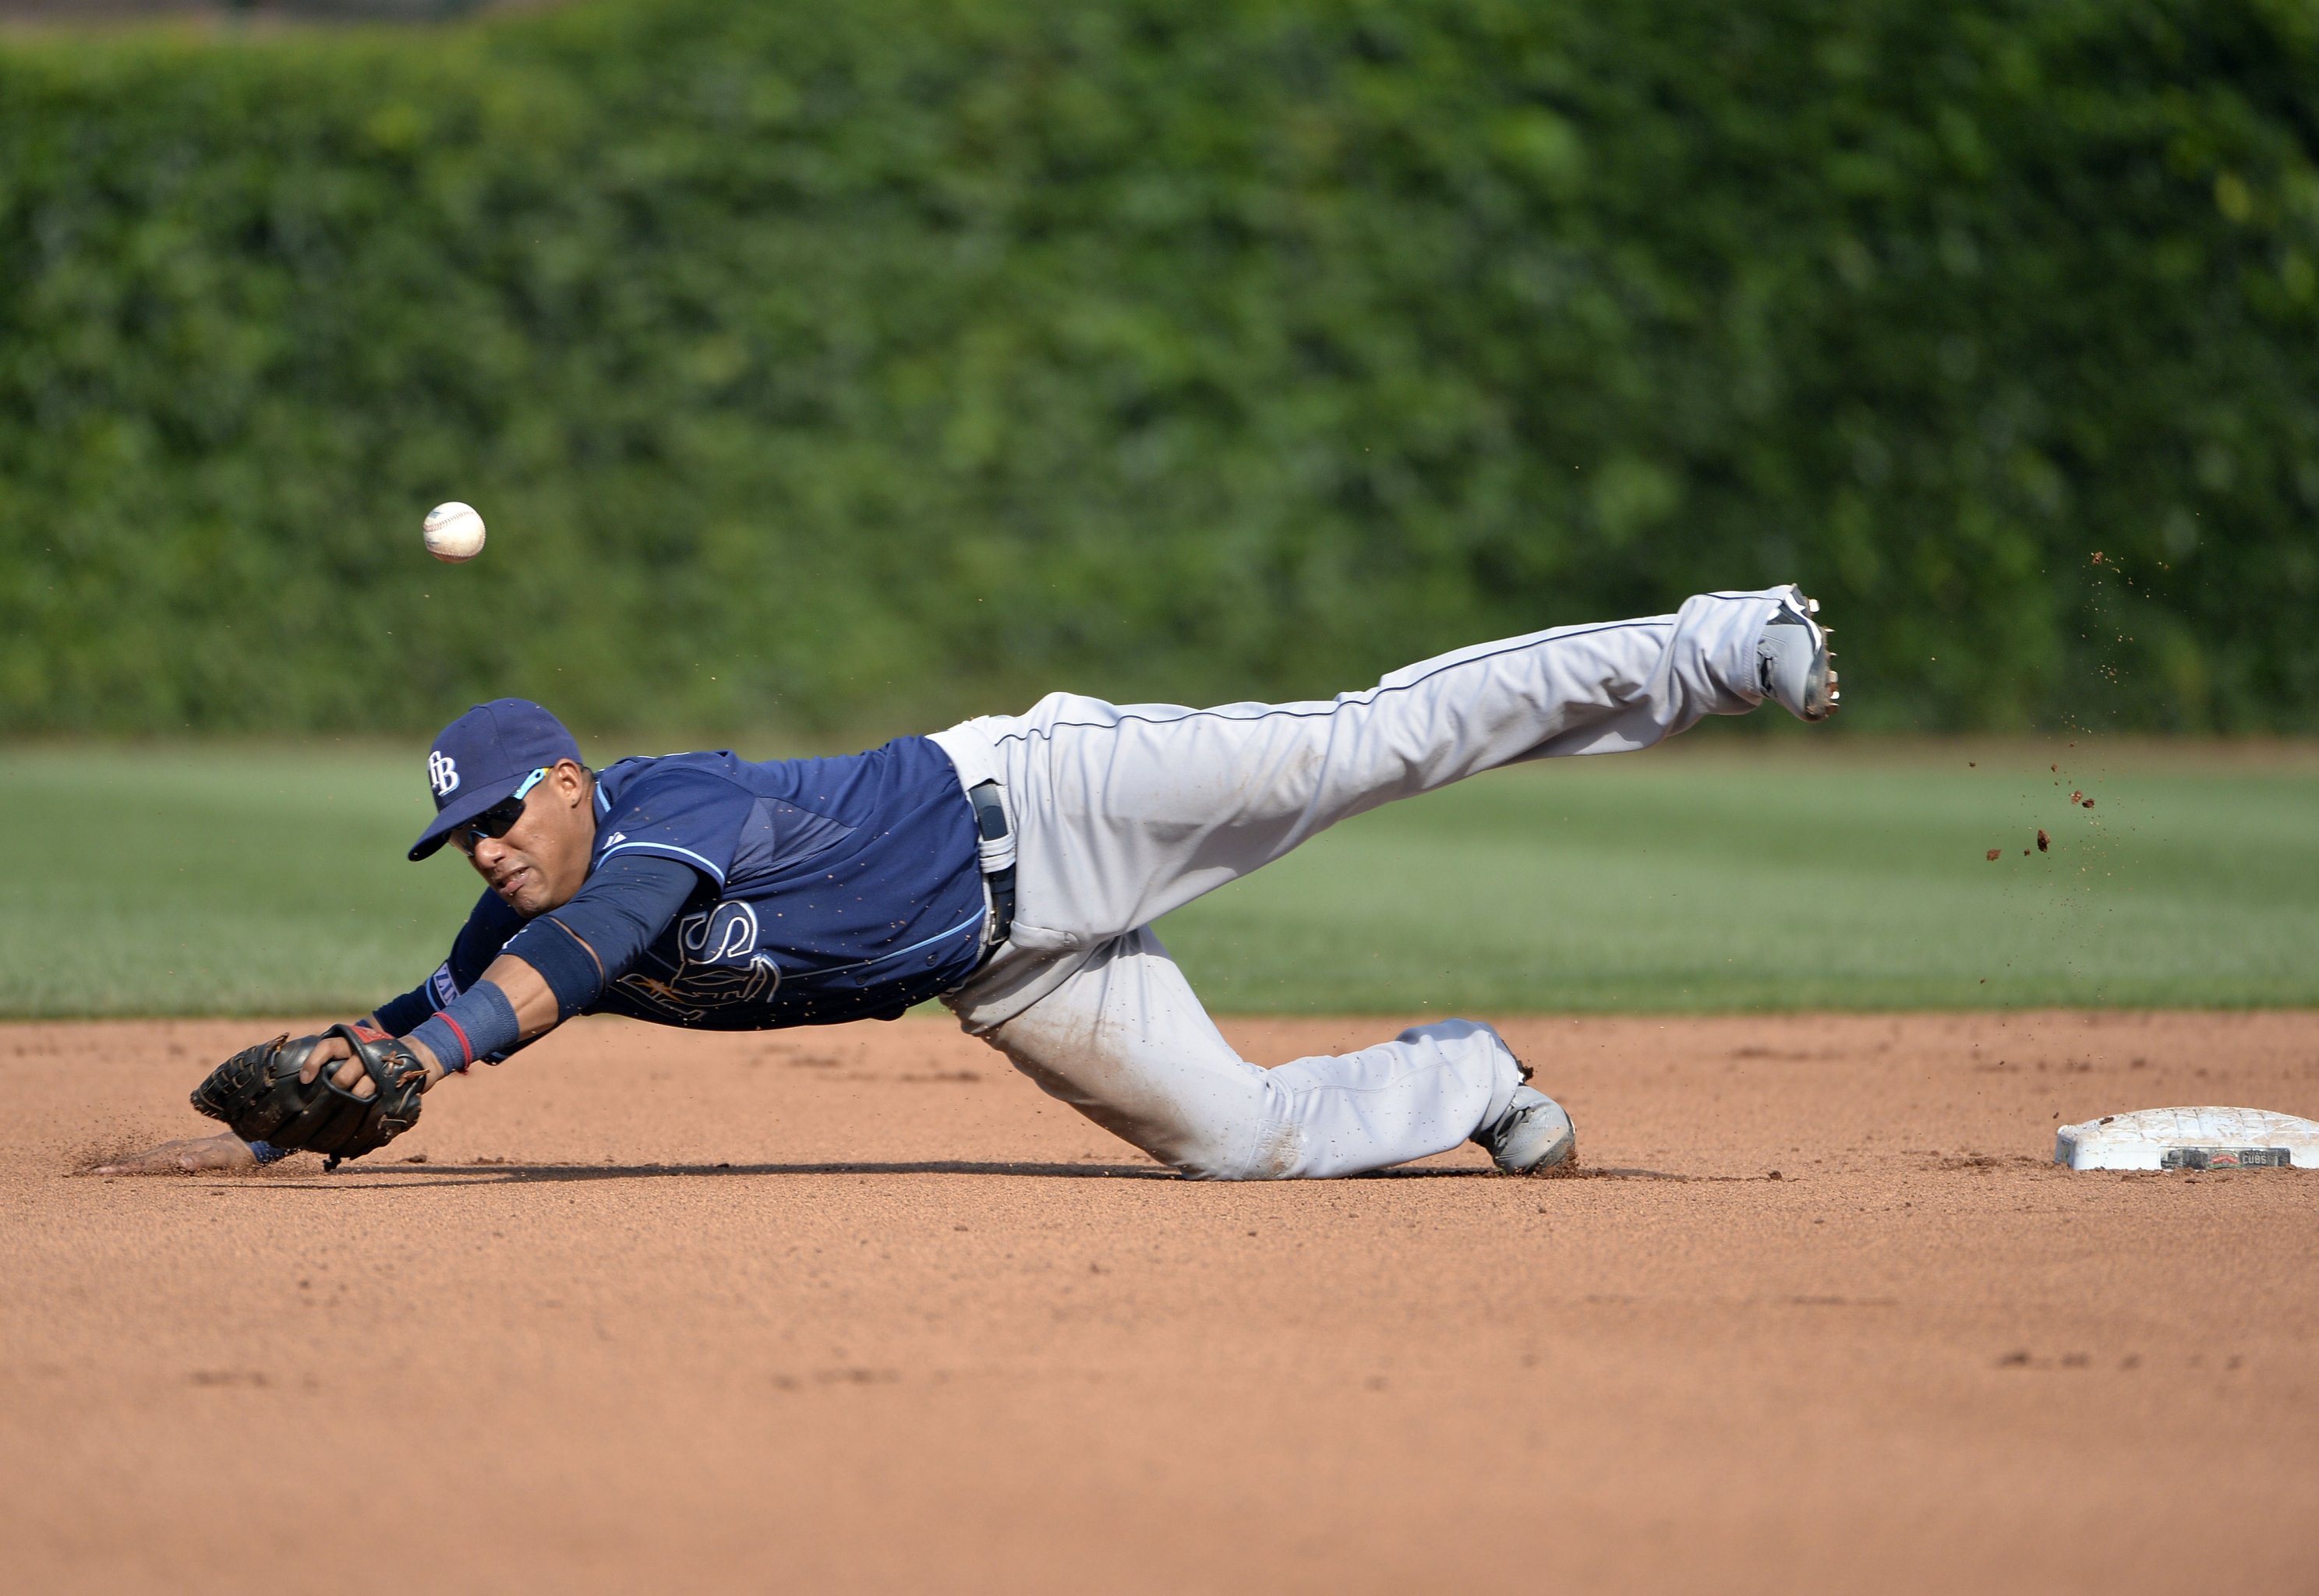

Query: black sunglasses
[[450, 768, 549, 855]]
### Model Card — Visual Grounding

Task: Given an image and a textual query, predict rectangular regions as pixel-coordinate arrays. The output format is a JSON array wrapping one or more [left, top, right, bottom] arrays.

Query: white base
[[2055, 1106, 2319, 1171]]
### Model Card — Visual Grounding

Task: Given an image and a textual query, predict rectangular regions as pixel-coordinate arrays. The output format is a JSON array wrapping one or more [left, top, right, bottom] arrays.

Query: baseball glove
[[190, 1022, 426, 1169]]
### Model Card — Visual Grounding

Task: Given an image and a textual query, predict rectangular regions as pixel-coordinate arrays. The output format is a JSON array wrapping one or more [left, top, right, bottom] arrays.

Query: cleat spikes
[[1759, 584, 1837, 721]]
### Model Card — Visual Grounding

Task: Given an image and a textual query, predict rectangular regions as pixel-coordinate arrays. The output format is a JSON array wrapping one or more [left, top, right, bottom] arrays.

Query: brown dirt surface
[[9, 1010, 2318, 1593]]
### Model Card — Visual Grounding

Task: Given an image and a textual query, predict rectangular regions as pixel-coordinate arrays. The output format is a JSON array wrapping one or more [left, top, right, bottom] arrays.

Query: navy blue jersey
[[400, 736, 986, 1035]]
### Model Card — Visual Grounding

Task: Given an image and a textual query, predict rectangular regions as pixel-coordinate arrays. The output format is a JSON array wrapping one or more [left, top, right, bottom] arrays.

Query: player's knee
[[1396, 1015, 1512, 1054], [1168, 1114, 1303, 1181]]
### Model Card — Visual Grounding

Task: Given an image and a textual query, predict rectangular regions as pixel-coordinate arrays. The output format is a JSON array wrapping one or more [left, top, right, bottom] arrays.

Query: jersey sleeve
[[593, 766, 756, 888], [503, 852, 704, 1016]]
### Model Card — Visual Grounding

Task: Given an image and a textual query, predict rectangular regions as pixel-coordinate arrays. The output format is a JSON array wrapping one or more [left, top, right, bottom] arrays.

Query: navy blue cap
[[408, 699, 585, 861]]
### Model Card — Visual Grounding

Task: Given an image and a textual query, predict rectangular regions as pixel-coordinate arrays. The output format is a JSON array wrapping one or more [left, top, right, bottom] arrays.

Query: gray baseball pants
[[929, 588, 1786, 1179]]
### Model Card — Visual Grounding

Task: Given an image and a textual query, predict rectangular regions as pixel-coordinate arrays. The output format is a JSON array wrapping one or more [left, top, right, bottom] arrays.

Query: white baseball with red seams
[[422, 501, 486, 563], [928, 587, 1794, 1180]]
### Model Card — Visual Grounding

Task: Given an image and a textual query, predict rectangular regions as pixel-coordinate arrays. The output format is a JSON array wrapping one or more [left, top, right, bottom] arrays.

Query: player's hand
[[295, 1026, 448, 1096], [90, 1132, 258, 1176]]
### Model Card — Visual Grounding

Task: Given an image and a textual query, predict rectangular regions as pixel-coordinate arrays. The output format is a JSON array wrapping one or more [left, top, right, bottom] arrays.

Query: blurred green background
[[5, 739, 2314, 1017], [3, 0, 2317, 741]]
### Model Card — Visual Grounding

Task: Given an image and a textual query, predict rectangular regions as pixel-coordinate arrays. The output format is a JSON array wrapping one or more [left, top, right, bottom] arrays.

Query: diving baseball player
[[98, 586, 1836, 1181]]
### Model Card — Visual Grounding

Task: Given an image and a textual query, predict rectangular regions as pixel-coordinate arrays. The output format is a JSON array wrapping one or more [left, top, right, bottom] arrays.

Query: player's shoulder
[[596, 740, 953, 829], [595, 750, 753, 805]]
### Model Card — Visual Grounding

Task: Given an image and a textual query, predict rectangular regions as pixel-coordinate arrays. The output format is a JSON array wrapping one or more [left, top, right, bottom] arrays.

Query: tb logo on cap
[[427, 750, 461, 797]]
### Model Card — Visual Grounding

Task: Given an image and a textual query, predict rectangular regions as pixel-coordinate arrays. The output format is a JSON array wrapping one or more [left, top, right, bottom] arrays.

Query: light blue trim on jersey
[[596, 839, 729, 887], [801, 905, 985, 980]]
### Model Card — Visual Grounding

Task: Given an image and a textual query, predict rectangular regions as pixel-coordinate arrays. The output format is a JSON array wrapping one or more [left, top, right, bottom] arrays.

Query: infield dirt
[[7, 1011, 2317, 1593]]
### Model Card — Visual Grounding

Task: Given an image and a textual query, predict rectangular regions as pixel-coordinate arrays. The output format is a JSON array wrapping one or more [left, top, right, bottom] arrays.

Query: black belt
[[967, 781, 1016, 954]]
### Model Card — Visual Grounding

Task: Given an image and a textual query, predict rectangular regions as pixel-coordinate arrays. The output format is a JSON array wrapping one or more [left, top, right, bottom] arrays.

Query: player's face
[[458, 760, 596, 916]]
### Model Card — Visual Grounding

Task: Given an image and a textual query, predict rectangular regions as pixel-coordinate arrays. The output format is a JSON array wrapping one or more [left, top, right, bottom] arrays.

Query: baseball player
[[97, 585, 1836, 1181]]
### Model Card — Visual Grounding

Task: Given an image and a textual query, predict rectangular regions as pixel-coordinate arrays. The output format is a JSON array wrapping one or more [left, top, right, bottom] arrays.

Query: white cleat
[[1472, 1085, 1578, 1176], [1758, 584, 1838, 722]]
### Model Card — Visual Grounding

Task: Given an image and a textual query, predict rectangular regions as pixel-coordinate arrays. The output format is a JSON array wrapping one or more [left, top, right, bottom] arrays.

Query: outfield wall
[[2, 0, 2315, 736]]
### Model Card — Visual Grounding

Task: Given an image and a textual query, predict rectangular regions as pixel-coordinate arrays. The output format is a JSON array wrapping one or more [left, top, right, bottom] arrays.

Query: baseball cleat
[[1473, 1085, 1578, 1176], [1757, 584, 1838, 721]]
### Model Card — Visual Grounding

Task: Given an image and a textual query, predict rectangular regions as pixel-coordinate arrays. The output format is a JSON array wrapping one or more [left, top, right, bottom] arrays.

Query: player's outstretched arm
[[92, 966, 556, 1175], [302, 957, 559, 1090], [100, 824, 686, 1174]]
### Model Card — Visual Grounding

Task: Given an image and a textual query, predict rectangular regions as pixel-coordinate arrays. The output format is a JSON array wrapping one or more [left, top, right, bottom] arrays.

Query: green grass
[[0, 747, 478, 1018], [4, 743, 2316, 1017], [1160, 745, 2319, 1012]]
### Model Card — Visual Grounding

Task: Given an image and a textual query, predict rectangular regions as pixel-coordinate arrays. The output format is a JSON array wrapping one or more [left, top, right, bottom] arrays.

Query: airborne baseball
[[422, 501, 486, 563]]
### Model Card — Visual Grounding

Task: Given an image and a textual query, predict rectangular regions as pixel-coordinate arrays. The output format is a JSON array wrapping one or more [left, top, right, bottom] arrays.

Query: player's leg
[[979, 925, 1531, 1180], [935, 585, 1808, 948]]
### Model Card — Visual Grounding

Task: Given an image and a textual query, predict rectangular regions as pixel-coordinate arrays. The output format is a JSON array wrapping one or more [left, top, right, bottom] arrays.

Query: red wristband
[[433, 1011, 475, 1068]]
